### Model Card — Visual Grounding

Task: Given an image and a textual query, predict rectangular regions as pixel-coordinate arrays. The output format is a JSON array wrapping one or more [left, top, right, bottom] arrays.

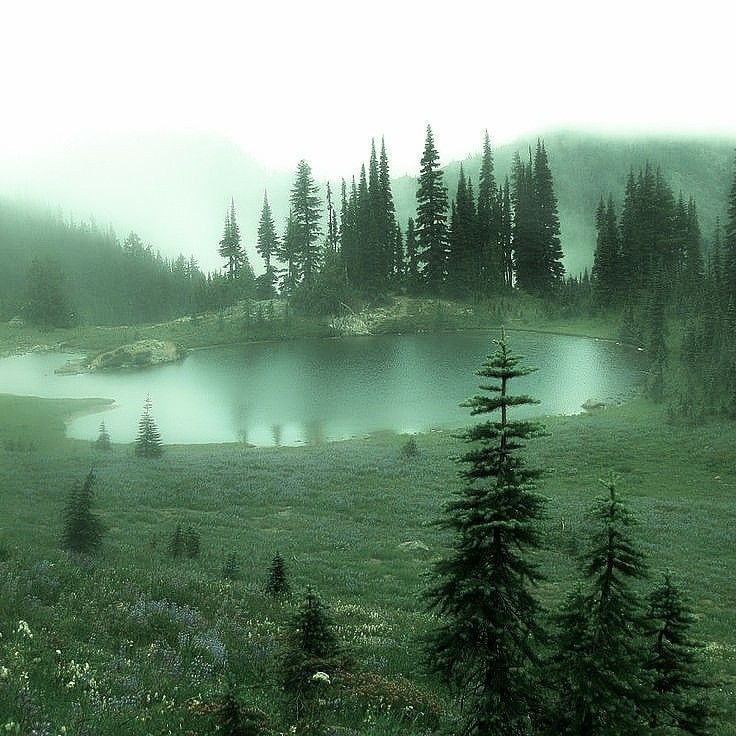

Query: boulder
[[89, 339, 185, 372]]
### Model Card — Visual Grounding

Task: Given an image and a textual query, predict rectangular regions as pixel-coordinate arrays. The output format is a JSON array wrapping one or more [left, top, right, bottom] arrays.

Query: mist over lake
[[0, 331, 645, 446]]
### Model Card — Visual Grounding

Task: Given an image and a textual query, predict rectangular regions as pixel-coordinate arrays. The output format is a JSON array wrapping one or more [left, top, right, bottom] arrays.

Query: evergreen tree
[[282, 588, 348, 728], [645, 572, 711, 735], [379, 136, 397, 284], [511, 150, 539, 294], [218, 199, 245, 279], [477, 130, 504, 294], [62, 469, 104, 554], [265, 552, 290, 597], [416, 125, 449, 293], [256, 191, 280, 278], [25, 257, 76, 328], [426, 329, 546, 735], [392, 222, 404, 285], [135, 394, 163, 457], [325, 182, 339, 255], [447, 165, 479, 298], [548, 477, 650, 735], [289, 160, 323, 287], [646, 282, 668, 403], [277, 212, 300, 295], [93, 421, 111, 450], [169, 523, 185, 558], [722, 151, 736, 301], [404, 217, 422, 294], [185, 525, 201, 558], [532, 140, 565, 292], [591, 195, 621, 309], [499, 177, 514, 289]]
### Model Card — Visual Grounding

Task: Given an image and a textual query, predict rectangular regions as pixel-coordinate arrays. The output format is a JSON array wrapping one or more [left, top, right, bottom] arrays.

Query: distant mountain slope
[[0, 130, 733, 278]]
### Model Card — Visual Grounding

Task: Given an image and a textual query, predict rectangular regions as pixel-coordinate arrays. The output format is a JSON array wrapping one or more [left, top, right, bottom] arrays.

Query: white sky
[[1, 0, 735, 179]]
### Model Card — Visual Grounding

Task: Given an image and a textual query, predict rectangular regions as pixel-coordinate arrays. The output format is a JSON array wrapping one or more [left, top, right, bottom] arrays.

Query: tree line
[[216, 126, 566, 312], [590, 152, 736, 418]]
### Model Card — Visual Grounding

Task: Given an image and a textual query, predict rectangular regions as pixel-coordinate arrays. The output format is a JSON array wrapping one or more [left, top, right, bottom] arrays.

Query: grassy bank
[[0, 295, 621, 361], [0, 393, 733, 733]]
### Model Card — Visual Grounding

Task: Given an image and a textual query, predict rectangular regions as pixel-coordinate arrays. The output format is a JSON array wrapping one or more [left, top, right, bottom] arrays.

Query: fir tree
[[722, 150, 736, 302], [168, 523, 185, 558], [645, 572, 711, 735], [416, 125, 448, 293], [426, 329, 546, 735], [277, 211, 300, 295], [185, 525, 201, 558], [447, 165, 479, 298], [265, 552, 290, 597], [548, 477, 650, 735], [532, 140, 565, 292], [404, 217, 422, 294], [62, 469, 104, 554], [325, 182, 339, 255], [477, 130, 503, 294], [94, 421, 111, 450], [591, 195, 621, 309], [282, 588, 348, 728], [135, 395, 163, 457], [289, 160, 323, 288], [218, 199, 245, 279], [256, 191, 280, 277], [379, 136, 397, 283]]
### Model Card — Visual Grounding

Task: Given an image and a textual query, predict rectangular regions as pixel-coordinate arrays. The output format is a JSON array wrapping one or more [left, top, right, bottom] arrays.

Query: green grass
[[0, 392, 734, 734]]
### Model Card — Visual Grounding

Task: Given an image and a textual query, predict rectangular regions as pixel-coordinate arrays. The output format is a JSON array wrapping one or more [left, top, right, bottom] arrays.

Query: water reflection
[[0, 332, 645, 446]]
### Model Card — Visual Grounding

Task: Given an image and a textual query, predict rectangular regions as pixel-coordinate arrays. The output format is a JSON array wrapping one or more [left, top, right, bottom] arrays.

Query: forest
[[0, 126, 735, 735]]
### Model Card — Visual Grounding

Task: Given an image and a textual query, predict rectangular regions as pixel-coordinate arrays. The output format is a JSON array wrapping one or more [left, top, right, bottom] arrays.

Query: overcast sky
[[1, 0, 735, 179]]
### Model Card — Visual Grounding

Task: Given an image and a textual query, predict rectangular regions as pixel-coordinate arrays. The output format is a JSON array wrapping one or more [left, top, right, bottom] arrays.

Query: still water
[[0, 332, 645, 446]]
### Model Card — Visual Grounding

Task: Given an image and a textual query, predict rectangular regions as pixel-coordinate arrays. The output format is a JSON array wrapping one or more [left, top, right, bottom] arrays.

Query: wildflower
[[16, 621, 32, 639], [311, 671, 331, 685]]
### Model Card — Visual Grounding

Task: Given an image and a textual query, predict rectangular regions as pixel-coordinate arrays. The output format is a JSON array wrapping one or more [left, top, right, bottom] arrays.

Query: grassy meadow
[[0, 389, 734, 734]]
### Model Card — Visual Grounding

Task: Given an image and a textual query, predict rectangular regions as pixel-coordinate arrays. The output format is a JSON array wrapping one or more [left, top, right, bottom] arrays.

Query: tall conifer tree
[[416, 125, 448, 293], [256, 191, 279, 275], [548, 478, 650, 735], [289, 160, 322, 287], [427, 330, 546, 735]]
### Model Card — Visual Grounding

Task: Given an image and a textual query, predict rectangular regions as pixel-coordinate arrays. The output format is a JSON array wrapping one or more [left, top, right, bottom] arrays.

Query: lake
[[0, 331, 646, 446]]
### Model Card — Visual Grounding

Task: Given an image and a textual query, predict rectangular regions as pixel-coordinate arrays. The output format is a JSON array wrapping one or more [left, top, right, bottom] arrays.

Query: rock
[[89, 339, 185, 372], [398, 540, 430, 552], [582, 398, 606, 411]]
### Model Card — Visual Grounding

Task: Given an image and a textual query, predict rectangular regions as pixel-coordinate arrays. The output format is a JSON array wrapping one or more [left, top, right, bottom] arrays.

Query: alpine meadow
[[1, 3, 736, 735]]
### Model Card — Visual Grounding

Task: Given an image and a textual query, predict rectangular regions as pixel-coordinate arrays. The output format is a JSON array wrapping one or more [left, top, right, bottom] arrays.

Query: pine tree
[[265, 552, 290, 597], [62, 469, 104, 554], [379, 136, 397, 285], [416, 125, 448, 293], [392, 222, 404, 285], [94, 421, 111, 450], [218, 199, 245, 279], [532, 140, 565, 292], [447, 165, 479, 298], [325, 182, 338, 255], [646, 282, 668, 403], [256, 191, 280, 277], [290, 160, 323, 288], [426, 329, 546, 735], [592, 195, 621, 309], [645, 572, 711, 735], [135, 394, 163, 457], [169, 523, 185, 558], [404, 217, 421, 294], [500, 177, 514, 289], [722, 151, 736, 302], [282, 588, 348, 728], [277, 212, 300, 295], [477, 130, 504, 294], [548, 477, 650, 735], [511, 150, 540, 294]]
